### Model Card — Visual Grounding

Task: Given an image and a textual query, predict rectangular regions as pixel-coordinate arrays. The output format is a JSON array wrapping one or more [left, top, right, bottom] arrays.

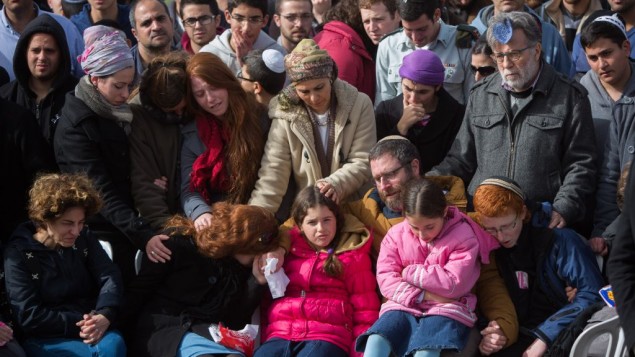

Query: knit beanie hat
[[78, 25, 134, 77], [285, 39, 336, 83], [399, 50, 445, 86]]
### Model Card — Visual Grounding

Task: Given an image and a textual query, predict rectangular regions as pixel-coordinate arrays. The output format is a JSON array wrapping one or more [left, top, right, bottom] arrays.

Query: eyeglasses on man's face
[[373, 163, 407, 185], [483, 215, 519, 235], [231, 13, 264, 24], [280, 13, 312, 23], [183, 15, 215, 27], [236, 70, 257, 82], [490, 45, 535, 63]]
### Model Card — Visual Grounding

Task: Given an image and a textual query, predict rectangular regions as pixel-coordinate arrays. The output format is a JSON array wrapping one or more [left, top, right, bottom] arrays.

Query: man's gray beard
[[503, 58, 540, 92]]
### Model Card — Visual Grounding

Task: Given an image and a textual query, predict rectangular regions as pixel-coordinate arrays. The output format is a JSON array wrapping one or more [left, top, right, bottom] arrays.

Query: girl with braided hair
[[256, 186, 379, 357]]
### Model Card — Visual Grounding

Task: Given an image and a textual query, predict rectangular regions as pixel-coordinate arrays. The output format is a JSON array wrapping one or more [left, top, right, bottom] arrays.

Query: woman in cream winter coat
[[249, 39, 376, 216]]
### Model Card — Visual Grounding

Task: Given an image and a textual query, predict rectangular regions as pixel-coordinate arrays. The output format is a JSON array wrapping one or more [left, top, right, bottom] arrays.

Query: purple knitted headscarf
[[78, 25, 134, 77], [398, 50, 445, 86]]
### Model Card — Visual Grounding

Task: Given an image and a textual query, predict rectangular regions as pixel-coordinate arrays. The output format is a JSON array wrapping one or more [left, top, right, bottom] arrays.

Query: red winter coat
[[261, 214, 379, 356], [314, 21, 376, 103]]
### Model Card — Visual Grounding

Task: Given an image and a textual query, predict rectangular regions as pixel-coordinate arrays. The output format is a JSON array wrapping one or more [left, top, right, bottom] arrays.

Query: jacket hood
[[289, 213, 373, 256], [445, 206, 499, 264], [315, 21, 372, 61], [13, 14, 72, 91], [473, 5, 494, 31]]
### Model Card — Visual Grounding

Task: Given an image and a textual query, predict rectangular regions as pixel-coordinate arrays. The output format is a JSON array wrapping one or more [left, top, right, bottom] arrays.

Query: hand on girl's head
[[194, 213, 213, 232], [316, 181, 339, 204]]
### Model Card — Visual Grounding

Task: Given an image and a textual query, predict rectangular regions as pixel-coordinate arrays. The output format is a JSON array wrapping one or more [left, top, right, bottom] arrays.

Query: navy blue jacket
[[3, 222, 123, 338], [496, 225, 604, 345]]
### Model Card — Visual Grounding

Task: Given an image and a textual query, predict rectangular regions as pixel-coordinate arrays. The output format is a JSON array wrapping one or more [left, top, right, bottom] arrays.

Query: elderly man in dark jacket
[[429, 11, 597, 231], [0, 14, 78, 148]]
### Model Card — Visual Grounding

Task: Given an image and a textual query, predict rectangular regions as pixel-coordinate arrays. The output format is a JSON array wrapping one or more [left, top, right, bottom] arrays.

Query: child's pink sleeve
[[401, 236, 480, 299], [376, 231, 424, 307]]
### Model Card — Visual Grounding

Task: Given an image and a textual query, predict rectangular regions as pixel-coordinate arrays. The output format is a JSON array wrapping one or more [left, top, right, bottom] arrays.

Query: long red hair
[[186, 52, 265, 203], [164, 202, 279, 258]]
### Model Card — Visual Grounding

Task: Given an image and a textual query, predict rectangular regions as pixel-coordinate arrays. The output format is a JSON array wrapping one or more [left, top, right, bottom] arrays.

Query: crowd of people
[[1, 0, 635, 355]]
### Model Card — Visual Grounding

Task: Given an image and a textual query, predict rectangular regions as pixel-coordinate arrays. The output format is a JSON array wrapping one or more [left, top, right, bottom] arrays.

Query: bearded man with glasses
[[345, 137, 519, 357], [200, 0, 286, 75], [429, 11, 597, 236]]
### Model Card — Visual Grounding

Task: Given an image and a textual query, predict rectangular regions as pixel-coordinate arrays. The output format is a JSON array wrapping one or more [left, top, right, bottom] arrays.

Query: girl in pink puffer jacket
[[357, 178, 499, 357], [255, 186, 380, 357]]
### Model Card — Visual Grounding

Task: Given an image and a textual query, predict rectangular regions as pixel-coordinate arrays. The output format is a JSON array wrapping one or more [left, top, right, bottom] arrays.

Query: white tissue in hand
[[264, 258, 290, 299]]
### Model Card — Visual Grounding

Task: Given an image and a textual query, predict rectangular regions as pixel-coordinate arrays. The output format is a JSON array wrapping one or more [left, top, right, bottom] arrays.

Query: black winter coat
[[0, 14, 78, 146], [54, 93, 155, 250], [0, 98, 56, 242], [608, 161, 635, 350], [3, 222, 123, 339], [123, 236, 266, 357]]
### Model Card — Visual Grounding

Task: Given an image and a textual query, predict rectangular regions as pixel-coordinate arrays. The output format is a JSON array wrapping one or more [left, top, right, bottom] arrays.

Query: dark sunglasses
[[470, 65, 497, 76]]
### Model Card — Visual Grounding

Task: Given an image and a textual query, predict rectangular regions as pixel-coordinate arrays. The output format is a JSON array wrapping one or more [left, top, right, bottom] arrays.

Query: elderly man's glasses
[[183, 15, 215, 27], [483, 215, 519, 235], [373, 164, 407, 185], [231, 14, 264, 24], [490, 45, 534, 63]]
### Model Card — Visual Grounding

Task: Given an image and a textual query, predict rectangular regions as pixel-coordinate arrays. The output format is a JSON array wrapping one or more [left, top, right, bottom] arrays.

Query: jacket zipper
[[498, 95, 516, 177], [299, 251, 321, 337]]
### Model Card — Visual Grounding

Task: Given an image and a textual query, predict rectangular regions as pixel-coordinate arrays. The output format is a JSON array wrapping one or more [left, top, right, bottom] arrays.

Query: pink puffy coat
[[262, 214, 380, 356], [377, 206, 499, 327]]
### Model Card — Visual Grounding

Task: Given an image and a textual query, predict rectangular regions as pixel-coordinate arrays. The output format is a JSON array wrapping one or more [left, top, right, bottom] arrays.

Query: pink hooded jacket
[[376, 206, 499, 327], [262, 214, 380, 356]]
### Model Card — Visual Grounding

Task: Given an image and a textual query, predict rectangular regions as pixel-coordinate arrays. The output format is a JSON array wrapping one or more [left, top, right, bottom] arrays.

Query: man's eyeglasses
[[470, 65, 497, 76], [483, 215, 519, 235], [236, 70, 257, 82], [490, 45, 534, 63], [373, 163, 407, 185], [182, 15, 215, 27], [231, 14, 264, 24], [280, 13, 312, 23]]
